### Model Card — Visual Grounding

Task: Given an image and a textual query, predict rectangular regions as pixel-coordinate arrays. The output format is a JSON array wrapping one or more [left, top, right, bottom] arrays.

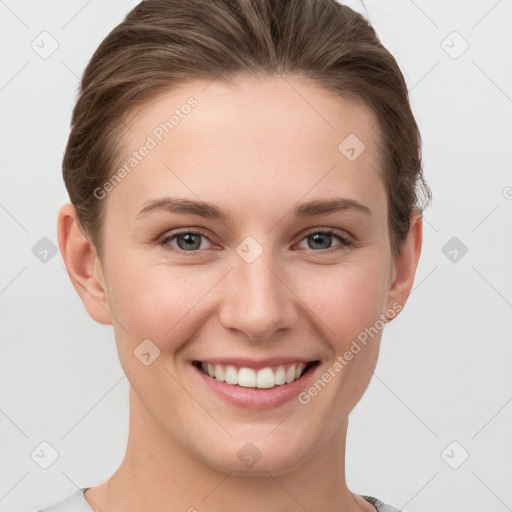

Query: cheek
[[106, 260, 215, 346], [297, 255, 390, 347], [293, 258, 390, 413]]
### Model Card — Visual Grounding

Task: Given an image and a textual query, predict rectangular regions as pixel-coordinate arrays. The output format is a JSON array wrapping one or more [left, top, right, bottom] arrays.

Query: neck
[[85, 386, 373, 512]]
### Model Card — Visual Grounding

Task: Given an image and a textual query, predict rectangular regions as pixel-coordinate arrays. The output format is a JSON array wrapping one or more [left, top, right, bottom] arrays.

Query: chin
[[198, 435, 311, 477]]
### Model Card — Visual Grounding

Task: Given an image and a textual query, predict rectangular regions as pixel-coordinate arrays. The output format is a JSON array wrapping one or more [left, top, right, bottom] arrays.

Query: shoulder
[[361, 495, 406, 512], [33, 488, 92, 512]]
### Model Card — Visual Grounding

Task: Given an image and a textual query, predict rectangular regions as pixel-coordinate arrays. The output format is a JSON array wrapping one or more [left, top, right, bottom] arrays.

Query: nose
[[218, 245, 299, 341]]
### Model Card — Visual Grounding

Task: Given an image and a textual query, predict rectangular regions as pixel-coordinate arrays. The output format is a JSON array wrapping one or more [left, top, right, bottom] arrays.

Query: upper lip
[[193, 357, 319, 370]]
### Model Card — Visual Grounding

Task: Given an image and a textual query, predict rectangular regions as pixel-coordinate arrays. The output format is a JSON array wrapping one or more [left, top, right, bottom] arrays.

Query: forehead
[[107, 75, 385, 220], [123, 75, 380, 158]]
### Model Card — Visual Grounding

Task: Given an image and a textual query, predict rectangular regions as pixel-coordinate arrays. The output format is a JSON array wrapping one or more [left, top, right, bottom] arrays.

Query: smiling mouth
[[192, 360, 320, 389]]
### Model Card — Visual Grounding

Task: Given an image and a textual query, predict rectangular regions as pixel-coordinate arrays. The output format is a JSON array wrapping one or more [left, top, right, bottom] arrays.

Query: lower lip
[[192, 362, 319, 410]]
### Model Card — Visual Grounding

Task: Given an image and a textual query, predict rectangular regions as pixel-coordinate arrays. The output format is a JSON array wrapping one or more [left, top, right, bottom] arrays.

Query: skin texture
[[58, 75, 422, 512]]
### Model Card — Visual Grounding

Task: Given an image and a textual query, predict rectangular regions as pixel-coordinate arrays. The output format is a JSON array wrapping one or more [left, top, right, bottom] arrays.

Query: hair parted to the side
[[63, 0, 431, 260]]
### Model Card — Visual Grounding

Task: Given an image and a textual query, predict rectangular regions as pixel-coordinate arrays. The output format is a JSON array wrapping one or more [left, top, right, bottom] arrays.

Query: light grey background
[[1, 1, 511, 511]]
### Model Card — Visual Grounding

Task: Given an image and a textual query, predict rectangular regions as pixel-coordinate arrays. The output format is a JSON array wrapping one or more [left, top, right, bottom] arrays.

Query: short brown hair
[[62, 0, 431, 259]]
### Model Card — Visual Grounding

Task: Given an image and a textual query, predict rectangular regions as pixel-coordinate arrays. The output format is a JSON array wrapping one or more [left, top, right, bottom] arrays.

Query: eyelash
[[158, 228, 353, 255]]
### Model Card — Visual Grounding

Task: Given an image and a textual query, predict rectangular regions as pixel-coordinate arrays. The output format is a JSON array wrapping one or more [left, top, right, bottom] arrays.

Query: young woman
[[38, 0, 430, 510]]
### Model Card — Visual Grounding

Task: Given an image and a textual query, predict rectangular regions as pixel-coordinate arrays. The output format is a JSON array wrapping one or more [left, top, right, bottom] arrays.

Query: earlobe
[[57, 202, 112, 325], [385, 209, 423, 319]]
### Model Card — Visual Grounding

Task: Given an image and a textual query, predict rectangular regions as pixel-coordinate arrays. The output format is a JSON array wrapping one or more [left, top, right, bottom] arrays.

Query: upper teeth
[[201, 362, 307, 389]]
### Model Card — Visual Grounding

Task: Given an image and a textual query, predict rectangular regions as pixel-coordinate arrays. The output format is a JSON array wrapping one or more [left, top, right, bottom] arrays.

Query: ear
[[384, 209, 423, 319], [57, 202, 112, 325]]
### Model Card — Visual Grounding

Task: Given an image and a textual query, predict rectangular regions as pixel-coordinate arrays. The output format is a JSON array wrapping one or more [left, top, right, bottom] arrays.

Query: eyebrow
[[135, 196, 371, 221]]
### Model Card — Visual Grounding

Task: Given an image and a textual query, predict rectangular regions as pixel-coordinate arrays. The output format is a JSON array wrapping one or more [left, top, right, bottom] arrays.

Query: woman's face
[[75, 76, 419, 475]]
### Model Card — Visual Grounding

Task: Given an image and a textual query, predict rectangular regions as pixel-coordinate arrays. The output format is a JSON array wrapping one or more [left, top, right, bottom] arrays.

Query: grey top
[[35, 487, 405, 512]]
